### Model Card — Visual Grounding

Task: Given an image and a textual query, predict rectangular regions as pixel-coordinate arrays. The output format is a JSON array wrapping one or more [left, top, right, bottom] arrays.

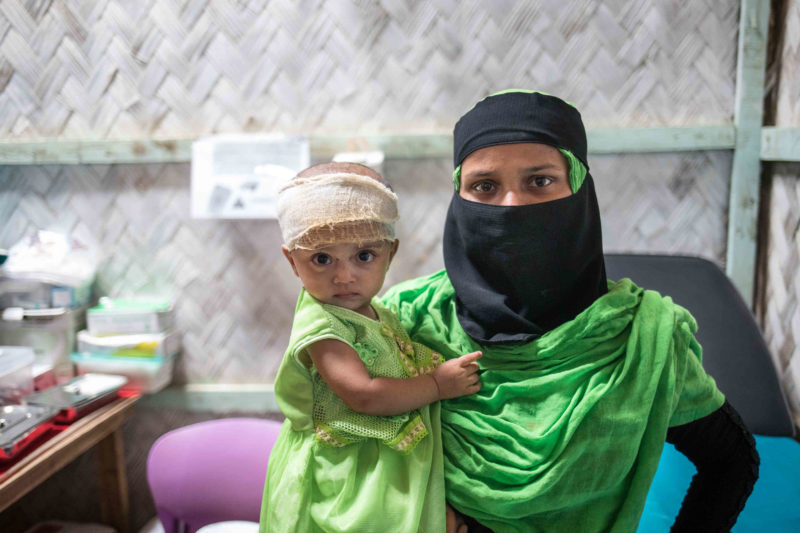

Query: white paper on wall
[[191, 134, 310, 219]]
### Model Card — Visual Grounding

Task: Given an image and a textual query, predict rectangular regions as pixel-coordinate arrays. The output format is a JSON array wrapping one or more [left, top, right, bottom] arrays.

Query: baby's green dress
[[259, 289, 446, 533]]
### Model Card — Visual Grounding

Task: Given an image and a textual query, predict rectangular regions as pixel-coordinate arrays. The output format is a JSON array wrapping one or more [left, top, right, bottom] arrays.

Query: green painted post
[[761, 127, 800, 161], [727, 0, 770, 307]]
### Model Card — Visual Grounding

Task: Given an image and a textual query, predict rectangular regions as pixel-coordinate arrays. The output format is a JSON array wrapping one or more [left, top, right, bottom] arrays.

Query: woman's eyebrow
[[520, 164, 561, 173], [463, 163, 563, 180], [462, 170, 495, 179]]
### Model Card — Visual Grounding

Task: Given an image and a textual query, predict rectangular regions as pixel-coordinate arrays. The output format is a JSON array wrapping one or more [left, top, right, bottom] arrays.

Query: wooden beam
[[0, 139, 193, 165], [761, 127, 800, 161], [726, 0, 770, 307], [587, 125, 736, 154], [0, 125, 741, 166]]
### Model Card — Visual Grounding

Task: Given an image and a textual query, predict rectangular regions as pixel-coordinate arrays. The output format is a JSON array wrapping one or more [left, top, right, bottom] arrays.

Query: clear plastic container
[[87, 298, 174, 335], [0, 307, 85, 384], [0, 276, 92, 309], [77, 329, 181, 358], [70, 352, 176, 394], [0, 346, 35, 403]]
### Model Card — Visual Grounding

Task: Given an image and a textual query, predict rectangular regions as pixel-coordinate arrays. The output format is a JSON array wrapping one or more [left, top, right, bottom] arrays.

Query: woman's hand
[[446, 503, 469, 533], [432, 351, 482, 399]]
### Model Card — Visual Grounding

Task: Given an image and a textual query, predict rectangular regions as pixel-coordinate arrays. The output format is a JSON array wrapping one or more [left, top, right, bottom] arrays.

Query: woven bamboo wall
[[0, 0, 738, 139], [760, 0, 800, 423], [774, 1, 800, 125]]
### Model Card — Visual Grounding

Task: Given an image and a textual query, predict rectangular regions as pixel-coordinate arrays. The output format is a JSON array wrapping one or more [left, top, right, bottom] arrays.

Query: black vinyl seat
[[604, 253, 795, 436]]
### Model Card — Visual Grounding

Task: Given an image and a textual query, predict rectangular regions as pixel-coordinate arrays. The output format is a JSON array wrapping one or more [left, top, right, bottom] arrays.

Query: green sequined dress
[[260, 289, 446, 533]]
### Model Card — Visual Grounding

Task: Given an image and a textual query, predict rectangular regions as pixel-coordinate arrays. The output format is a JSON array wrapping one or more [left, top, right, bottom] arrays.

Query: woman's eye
[[312, 253, 332, 265], [357, 251, 375, 262], [532, 176, 554, 187], [472, 181, 495, 193]]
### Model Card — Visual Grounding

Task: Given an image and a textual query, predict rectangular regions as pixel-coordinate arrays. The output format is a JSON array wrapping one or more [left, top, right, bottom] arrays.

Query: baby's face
[[283, 240, 398, 318]]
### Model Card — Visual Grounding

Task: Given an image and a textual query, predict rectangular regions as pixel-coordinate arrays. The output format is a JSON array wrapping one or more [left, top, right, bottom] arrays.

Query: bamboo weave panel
[[776, 1, 800, 128], [0, 0, 738, 139], [761, 168, 800, 408]]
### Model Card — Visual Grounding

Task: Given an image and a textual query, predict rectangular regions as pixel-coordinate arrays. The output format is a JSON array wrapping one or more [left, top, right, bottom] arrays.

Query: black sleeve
[[666, 400, 760, 533]]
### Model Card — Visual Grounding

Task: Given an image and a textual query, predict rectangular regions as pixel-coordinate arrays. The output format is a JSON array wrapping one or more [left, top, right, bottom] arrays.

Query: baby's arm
[[308, 338, 481, 417]]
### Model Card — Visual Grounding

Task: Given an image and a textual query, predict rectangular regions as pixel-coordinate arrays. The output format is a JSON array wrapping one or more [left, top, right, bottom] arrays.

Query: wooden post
[[96, 429, 130, 533], [726, 0, 770, 306]]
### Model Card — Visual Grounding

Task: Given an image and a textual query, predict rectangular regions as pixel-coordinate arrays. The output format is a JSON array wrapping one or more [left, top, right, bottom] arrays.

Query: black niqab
[[444, 91, 607, 345]]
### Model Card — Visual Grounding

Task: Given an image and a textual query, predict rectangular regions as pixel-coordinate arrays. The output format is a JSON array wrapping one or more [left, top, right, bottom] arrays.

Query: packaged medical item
[[0, 231, 96, 307], [87, 298, 174, 335], [0, 307, 85, 384], [0, 276, 92, 309], [77, 329, 181, 358]]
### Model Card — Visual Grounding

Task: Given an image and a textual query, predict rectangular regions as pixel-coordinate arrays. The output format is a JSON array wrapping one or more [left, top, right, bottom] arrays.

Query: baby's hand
[[432, 351, 482, 399]]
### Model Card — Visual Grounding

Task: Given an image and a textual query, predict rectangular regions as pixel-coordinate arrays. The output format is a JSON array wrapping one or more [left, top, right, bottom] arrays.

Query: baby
[[260, 162, 481, 533]]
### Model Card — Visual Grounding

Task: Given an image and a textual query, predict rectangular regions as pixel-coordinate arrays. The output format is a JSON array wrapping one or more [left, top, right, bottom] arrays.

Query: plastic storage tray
[[0, 276, 91, 309], [0, 307, 85, 384], [87, 298, 174, 335], [70, 352, 175, 394], [23, 373, 127, 423], [77, 329, 181, 358], [0, 403, 57, 461]]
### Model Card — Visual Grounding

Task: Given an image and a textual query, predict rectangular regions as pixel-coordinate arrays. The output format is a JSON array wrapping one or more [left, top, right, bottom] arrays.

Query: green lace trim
[[384, 414, 429, 455]]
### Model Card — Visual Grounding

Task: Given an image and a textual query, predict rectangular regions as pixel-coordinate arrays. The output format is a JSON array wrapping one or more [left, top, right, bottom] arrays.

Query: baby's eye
[[312, 253, 332, 265], [357, 250, 375, 263], [531, 176, 554, 188], [471, 181, 495, 193]]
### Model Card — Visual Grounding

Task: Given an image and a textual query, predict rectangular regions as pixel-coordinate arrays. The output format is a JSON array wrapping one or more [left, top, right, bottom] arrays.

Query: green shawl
[[383, 272, 724, 533]]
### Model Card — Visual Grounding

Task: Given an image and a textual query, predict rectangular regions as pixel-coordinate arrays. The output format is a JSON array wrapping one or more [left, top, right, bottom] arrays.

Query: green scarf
[[384, 273, 724, 533]]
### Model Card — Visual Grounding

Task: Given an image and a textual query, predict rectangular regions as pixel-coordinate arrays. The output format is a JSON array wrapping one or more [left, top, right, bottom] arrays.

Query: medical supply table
[[0, 394, 138, 533]]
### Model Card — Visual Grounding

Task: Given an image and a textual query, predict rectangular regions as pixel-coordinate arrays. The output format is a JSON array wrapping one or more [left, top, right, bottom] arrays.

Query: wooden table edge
[[0, 394, 139, 511]]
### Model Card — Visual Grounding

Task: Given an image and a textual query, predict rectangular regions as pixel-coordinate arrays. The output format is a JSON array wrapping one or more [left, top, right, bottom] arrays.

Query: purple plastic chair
[[146, 417, 283, 533]]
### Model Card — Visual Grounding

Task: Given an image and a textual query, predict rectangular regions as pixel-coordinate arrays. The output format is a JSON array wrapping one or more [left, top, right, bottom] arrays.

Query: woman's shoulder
[[606, 278, 698, 335], [381, 270, 465, 351], [382, 269, 454, 310]]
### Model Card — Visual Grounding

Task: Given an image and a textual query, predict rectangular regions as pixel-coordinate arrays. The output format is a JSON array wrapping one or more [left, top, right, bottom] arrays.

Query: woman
[[383, 91, 759, 532]]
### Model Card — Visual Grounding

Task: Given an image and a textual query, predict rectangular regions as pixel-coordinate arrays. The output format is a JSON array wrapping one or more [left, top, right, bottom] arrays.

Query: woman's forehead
[[461, 143, 567, 173]]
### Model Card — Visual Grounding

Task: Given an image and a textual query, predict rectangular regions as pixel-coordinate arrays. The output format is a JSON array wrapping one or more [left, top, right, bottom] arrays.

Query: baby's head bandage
[[277, 172, 399, 251]]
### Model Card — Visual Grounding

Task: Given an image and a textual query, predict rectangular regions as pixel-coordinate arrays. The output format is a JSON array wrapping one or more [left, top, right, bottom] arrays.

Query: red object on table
[[0, 390, 138, 475], [0, 423, 67, 475]]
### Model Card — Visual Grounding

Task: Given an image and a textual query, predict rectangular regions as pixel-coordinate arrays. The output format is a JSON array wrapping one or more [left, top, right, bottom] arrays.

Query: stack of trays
[[71, 298, 179, 393]]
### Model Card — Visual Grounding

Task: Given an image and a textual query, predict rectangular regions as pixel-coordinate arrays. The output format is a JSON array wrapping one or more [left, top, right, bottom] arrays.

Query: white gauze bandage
[[277, 172, 399, 250]]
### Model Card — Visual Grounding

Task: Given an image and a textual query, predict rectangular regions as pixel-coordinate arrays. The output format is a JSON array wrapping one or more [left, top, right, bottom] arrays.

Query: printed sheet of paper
[[191, 134, 309, 219]]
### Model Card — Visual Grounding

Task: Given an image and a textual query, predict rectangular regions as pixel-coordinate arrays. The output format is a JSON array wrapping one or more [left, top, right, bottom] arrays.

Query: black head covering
[[453, 91, 589, 170], [444, 91, 607, 345]]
